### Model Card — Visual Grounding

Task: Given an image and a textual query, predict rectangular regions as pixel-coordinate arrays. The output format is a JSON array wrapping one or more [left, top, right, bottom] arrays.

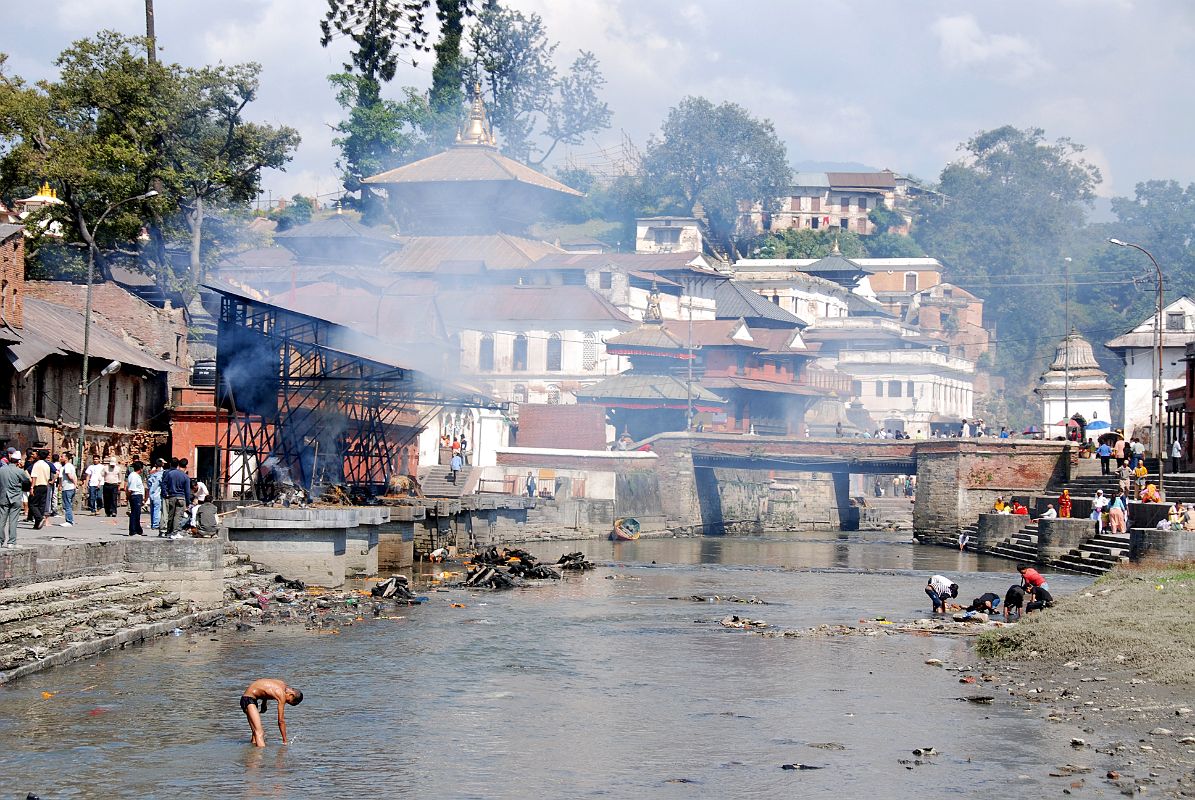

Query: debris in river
[[556, 552, 595, 571], [274, 574, 306, 591], [781, 763, 823, 770], [370, 576, 413, 600], [680, 594, 766, 604], [719, 615, 767, 629]]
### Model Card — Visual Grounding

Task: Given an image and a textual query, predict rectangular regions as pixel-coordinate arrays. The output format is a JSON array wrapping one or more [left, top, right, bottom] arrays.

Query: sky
[[5, 0, 1195, 206]]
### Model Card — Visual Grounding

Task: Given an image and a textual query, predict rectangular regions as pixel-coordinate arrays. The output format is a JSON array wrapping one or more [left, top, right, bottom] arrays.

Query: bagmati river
[[0, 530, 1093, 800]]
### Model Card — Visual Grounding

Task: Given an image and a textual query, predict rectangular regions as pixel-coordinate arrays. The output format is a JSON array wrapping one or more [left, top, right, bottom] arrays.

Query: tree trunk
[[188, 197, 204, 280]]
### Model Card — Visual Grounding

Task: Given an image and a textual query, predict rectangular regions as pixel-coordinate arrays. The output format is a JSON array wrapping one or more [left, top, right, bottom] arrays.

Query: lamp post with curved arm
[[75, 190, 158, 472], [1108, 238, 1165, 498]]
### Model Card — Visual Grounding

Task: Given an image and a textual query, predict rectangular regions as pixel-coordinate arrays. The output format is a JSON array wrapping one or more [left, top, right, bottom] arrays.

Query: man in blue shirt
[[1096, 441, 1113, 475], [159, 457, 193, 538]]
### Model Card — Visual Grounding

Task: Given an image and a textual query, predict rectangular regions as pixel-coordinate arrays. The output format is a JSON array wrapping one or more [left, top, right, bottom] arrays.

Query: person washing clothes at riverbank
[[1018, 565, 1050, 594], [239, 678, 303, 748], [1003, 585, 1025, 621], [966, 592, 1001, 614], [925, 574, 959, 614], [1025, 584, 1055, 614]]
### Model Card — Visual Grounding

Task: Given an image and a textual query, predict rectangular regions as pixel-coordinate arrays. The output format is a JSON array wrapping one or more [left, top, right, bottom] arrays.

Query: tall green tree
[[467, 4, 611, 165], [0, 34, 168, 276], [754, 228, 868, 259], [642, 96, 791, 260], [161, 63, 299, 278], [914, 125, 1101, 415]]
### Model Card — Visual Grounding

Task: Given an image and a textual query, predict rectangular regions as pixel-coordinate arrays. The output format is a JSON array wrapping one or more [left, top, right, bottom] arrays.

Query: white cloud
[[931, 14, 1048, 80]]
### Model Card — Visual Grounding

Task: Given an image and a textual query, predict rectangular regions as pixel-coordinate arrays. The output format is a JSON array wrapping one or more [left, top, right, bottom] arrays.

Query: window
[[1167, 312, 1185, 331], [546, 333, 562, 371], [478, 335, 494, 372], [513, 384, 528, 404], [943, 287, 954, 299], [736, 352, 748, 375], [904, 272, 918, 292], [840, 218, 849, 229], [811, 217, 820, 229], [0, 358, 11, 409], [811, 197, 821, 212], [654, 227, 681, 245], [512, 335, 528, 371], [851, 380, 862, 397], [839, 196, 849, 211], [875, 380, 884, 397], [130, 382, 141, 427], [599, 271, 612, 290], [906, 380, 915, 398], [583, 332, 598, 370], [858, 197, 868, 211], [547, 385, 561, 405], [771, 293, 781, 305], [888, 380, 902, 398]]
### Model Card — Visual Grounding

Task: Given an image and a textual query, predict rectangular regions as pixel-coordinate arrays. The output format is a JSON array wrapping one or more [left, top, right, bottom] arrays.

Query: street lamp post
[[1063, 257, 1072, 427], [1108, 238, 1165, 497], [75, 190, 158, 471]]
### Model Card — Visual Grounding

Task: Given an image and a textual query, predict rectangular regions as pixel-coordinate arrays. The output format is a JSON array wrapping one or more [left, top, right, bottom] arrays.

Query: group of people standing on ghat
[[0, 448, 216, 547], [925, 565, 1053, 621]]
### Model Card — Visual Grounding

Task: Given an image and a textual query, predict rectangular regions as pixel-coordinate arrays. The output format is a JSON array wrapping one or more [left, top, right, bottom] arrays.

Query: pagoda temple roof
[[364, 144, 582, 197]]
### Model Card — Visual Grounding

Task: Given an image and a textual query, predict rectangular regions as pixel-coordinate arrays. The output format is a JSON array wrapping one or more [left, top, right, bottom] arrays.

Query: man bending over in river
[[240, 678, 303, 747], [925, 574, 959, 614]]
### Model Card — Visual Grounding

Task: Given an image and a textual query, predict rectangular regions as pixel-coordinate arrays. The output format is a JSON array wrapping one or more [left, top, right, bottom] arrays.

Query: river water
[[0, 531, 1092, 799]]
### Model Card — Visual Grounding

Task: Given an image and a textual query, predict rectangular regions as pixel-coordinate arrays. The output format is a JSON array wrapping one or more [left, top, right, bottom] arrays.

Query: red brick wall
[[517, 404, 608, 450], [0, 230, 24, 329], [24, 280, 189, 389]]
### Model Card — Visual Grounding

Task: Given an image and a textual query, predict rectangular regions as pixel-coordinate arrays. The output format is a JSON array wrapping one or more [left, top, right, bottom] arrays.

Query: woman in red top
[[1017, 564, 1050, 593]]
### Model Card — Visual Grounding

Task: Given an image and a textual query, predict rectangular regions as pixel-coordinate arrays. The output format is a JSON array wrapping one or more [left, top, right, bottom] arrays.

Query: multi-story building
[[634, 216, 703, 254], [1105, 296, 1195, 443]]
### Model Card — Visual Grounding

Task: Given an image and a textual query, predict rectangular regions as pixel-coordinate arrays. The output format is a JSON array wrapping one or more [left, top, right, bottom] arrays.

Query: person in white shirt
[[84, 456, 104, 514], [190, 479, 210, 527], [125, 460, 145, 536], [58, 453, 77, 526], [925, 574, 959, 613]]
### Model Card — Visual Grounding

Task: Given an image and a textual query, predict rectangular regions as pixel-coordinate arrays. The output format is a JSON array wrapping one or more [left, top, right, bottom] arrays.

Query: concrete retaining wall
[[1129, 528, 1195, 563], [1037, 518, 1096, 563], [975, 513, 1023, 551]]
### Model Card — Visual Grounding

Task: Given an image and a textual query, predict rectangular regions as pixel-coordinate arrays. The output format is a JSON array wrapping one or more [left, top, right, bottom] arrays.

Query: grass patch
[[977, 565, 1195, 684]]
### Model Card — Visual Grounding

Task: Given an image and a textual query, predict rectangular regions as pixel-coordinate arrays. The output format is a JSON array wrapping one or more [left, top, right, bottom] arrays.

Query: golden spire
[[831, 235, 841, 255], [458, 82, 496, 146]]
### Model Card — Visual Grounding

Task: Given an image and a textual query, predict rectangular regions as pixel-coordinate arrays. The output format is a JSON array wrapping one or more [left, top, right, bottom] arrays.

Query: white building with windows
[[1037, 331, 1112, 438], [635, 217, 703, 254], [1106, 296, 1195, 440]]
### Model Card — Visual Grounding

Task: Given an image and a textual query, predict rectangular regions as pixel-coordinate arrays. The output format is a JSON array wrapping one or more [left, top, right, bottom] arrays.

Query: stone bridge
[[640, 433, 1071, 537]]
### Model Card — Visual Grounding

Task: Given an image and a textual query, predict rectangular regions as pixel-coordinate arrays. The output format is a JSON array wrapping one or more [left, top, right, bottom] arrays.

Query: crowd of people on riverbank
[[925, 564, 1053, 621], [0, 449, 217, 546]]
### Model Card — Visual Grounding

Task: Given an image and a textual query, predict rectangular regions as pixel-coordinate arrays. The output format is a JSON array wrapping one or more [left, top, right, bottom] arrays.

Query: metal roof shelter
[[207, 281, 493, 501]]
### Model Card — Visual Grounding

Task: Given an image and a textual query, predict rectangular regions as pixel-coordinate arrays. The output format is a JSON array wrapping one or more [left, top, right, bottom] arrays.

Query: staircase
[[984, 522, 1041, 563], [419, 465, 477, 499], [0, 573, 182, 673], [858, 496, 914, 530], [1055, 531, 1131, 576]]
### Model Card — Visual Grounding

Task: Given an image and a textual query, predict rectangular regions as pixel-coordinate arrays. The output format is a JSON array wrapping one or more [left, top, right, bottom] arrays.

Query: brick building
[[0, 224, 183, 460]]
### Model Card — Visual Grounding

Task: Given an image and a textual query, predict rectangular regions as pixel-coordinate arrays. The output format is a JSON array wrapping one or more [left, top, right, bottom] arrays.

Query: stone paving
[[10, 502, 161, 548]]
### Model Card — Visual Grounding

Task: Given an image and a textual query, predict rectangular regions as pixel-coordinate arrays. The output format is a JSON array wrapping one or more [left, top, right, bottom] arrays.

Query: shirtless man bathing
[[240, 678, 303, 747]]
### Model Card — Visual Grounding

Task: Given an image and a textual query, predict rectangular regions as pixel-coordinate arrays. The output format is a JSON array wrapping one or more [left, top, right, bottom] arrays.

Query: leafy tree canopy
[[753, 228, 867, 259], [642, 96, 790, 260], [912, 125, 1101, 415]]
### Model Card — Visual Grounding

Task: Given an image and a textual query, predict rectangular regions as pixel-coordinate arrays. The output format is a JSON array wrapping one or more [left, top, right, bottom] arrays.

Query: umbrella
[[1086, 420, 1111, 430], [1053, 419, 1081, 427], [1023, 425, 1041, 434]]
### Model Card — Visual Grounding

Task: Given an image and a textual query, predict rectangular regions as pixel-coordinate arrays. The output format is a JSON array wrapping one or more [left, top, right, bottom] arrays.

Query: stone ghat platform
[[0, 516, 224, 604]]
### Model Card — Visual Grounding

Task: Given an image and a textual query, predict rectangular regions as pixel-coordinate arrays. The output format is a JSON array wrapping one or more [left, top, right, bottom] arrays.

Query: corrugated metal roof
[[0, 223, 23, 241], [660, 319, 759, 348], [364, 145, 583, 197], [218, 247, 298, 269], [274, 215, 401, 245], [381, 234, 562, 272], [791, 172, 830, 188], [713, 281, 806, 327], [436, 285, 633, 328], [530, 251, 717, 274], [805, 254, 867, 274], [8, 299, 184, 373], [826, 171, 897, 189], [702, 376, 829, 397], [1105, 331, 1195, 350]]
